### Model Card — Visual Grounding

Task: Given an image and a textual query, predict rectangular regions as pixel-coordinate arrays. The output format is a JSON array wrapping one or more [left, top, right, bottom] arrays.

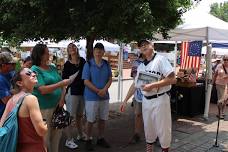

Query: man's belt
[[144, 91, 169, 100]]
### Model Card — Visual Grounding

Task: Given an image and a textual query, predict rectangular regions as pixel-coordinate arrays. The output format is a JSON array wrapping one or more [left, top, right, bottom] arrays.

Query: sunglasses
[[224, 59, 228, 61], [25, 70, 37, 77]]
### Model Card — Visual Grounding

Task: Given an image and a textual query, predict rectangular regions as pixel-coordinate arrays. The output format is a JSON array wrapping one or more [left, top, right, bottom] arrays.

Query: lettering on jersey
[[145, 70, 161, 76]]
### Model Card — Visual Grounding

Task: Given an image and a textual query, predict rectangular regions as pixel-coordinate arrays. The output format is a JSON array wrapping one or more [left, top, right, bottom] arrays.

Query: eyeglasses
[[25, 70, 37, 77]]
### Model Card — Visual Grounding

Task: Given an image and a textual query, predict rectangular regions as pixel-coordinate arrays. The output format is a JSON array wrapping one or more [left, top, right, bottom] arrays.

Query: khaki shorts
[[133, 98, 142, 115], [85, 100, 109, 123], [65, 90, 85, 118], [41, 108, 62, 152], [216, 84, 226, 101]]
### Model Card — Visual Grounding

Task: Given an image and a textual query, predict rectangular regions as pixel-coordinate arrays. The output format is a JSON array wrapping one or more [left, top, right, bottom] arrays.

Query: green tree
[[210, 2, 228, 22], [0, 0, 192, 59]]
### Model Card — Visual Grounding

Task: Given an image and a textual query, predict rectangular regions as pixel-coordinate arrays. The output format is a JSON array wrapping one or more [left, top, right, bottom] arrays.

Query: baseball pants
[[142, 93, 172, 148]]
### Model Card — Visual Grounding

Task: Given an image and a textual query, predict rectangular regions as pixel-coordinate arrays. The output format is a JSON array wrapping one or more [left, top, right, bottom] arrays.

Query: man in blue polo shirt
[[82, 43, 112, 151], [0, 52, 16, 118]]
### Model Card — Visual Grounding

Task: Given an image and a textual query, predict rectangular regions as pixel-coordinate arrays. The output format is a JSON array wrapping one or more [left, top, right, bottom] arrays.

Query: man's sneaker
[[129, 134, 141, 144], [97, 138, 111, 148], [85, 139, 94, 151], [65, 138, 78, 149]]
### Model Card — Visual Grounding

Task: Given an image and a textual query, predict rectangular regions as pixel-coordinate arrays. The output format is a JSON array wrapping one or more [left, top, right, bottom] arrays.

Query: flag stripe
[[181, 42, 189, 69], [180, 41, 202, 77]]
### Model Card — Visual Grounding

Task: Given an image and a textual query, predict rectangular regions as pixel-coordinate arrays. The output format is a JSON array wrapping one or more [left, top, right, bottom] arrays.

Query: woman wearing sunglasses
[[31, 44, 71, 152], [0, 68, 48, 152], [214, 55, 228, 119]]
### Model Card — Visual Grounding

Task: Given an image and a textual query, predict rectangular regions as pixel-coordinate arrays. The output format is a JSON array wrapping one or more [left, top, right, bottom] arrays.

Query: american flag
[[180, 41, 202, 70]]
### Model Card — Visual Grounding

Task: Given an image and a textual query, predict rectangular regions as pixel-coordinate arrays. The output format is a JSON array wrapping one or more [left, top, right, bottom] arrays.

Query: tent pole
[[174, 41, 178, 73], [117, 43, 124, 102], [204, 27, 213, 119], [120, 44, 124, 102]]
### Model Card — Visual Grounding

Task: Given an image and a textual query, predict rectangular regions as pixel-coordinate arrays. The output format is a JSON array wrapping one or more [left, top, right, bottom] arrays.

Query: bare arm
[[153, 72, 176, 87], [84, 80, 100, 93], [120, 82, 136, 112], [25, 95, 48, 137], [38, 79, 70, 95], [98, 76, 113, 97], [58, 87, 66, 107], [142, 72, 176, 92], [123, 82, 136, 103], [104, 77, 112, 91], [0, 96, 14, 127]]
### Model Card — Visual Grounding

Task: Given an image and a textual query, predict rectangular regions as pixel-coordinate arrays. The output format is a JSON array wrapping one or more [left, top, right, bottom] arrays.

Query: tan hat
[[0, 52, 16, 65], [212, 58, 221, 63]]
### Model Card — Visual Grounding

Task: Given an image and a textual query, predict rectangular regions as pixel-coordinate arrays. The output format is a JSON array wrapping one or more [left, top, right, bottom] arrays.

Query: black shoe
[[97, 138, 111, 148], [129, 134, 141, 144], [216, 114, 225, 119], [85, 140, 94, 151]]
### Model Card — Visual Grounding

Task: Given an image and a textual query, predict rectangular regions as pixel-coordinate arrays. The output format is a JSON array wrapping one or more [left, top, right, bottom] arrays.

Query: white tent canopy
[[20, 39, 120, 59], [155, 7, 228, 119], [53, 39, 120, 52], [202, 46, 228, 55], [20, 39, 120, 52], [156, 8, 228, 41]]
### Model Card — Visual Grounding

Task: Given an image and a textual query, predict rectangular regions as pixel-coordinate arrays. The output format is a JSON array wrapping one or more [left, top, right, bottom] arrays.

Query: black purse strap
[[222, 64, 227, 74]]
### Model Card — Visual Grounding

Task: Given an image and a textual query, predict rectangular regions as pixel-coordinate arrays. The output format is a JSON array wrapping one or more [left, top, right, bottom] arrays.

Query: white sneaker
[[65, 138, 78, 149]]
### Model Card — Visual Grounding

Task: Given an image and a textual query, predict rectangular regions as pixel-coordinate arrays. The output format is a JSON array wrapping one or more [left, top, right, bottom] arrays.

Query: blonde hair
[[67, 43, 80, 60]]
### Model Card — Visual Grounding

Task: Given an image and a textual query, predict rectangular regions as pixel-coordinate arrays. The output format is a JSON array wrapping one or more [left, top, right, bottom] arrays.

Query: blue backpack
[[0, 94, 29, 152]]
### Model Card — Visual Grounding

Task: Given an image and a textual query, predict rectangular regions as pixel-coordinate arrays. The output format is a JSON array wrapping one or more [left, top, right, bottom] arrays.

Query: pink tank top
[[215, 64, 228, 85], [17, 117, 46, 152]]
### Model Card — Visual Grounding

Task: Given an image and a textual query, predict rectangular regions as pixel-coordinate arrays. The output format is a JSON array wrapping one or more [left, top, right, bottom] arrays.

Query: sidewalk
[[59, 80, 228, 152], [60, 102, 228, 152]]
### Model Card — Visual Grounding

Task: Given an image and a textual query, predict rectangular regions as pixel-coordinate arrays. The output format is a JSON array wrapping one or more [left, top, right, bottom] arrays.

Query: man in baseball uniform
[[135, 40, 176, 152]]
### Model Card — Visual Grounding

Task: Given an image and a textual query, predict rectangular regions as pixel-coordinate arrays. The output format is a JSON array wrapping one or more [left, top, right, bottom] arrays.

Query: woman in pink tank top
[[214, 56, 228, 119], [0, 68, 48, 152]]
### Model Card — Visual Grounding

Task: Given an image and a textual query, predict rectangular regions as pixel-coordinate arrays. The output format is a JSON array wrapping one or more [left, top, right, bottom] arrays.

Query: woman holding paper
[[62, 43, 86, 149], [31, 44, 71, 152]]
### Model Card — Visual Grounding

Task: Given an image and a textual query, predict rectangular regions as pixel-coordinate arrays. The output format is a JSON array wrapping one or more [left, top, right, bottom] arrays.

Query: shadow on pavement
[[58, 102, 228, 152]]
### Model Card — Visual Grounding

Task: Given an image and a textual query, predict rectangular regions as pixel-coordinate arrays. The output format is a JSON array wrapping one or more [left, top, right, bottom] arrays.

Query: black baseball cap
[[137, 39, 151, 47], [94, 43, 105, 51]]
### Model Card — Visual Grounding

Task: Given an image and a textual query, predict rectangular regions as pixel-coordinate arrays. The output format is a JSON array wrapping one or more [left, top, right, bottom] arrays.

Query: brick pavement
[[59, 103, 228, 152]]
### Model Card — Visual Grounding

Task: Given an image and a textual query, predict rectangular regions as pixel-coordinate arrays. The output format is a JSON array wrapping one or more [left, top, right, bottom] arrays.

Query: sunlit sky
[[197, 0, 228, 12]]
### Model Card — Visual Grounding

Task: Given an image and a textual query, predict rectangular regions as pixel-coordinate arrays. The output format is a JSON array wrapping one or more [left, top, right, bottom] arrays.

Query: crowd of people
[[0, 40, 176, 152]]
